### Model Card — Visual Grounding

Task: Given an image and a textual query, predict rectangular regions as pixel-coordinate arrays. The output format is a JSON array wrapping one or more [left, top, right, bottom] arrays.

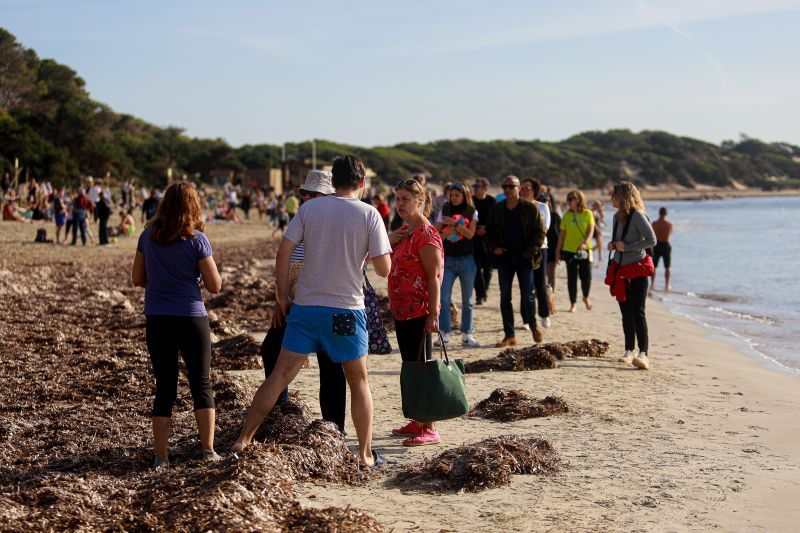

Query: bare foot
[[583, 297, 592, 310], [569, 304, 577, 313], [230, 441, 247, 454]]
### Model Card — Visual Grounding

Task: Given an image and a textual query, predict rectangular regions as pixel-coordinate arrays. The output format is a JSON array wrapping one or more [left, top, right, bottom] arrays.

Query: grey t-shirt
[[612, 210, 657, 266], [284, 195, 392, 309]]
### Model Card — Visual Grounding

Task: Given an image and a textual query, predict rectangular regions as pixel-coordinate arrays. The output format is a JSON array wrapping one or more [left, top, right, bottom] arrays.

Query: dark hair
[[331, 155, 366, 189], [148, 181, 205, 246], [659, 207, 668, 216]]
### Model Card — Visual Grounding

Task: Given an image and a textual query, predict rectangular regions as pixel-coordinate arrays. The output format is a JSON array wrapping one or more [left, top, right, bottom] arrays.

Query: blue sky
[[3, 0, 800, 147]]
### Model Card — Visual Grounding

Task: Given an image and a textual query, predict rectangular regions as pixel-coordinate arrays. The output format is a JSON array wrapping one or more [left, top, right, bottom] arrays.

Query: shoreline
[[2, 217, 799, 530]]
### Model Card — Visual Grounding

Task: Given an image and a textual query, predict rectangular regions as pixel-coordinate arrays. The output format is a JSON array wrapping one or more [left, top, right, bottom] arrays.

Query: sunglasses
[[450, 183, 466, 191], [299, 190, 322, 198], [502, 184, 518, 190], [395, 178, 419, 188]]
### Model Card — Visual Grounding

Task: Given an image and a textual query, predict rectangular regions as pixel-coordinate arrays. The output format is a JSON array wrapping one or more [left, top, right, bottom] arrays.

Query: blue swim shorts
[[282, 304, 368, 363]]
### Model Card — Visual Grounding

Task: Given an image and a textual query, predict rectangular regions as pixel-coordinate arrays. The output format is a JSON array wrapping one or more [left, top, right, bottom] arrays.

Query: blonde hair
[[566, 189, 587, 212], [395, 179, 431, 217], [612, 181, 645, 221]]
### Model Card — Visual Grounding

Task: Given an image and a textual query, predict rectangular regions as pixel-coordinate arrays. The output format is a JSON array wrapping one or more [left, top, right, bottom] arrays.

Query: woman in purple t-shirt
[[131, 181, 223, 468]]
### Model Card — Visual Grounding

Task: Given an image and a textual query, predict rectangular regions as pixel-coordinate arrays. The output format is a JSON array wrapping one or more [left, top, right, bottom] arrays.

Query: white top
[[284, 195, 392, 309], [536, 201, 551, 249], [88, 185, 102, 203]]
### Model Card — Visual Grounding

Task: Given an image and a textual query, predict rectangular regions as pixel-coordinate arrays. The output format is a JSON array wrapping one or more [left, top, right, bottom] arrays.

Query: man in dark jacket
[[486, 175, 546, 346]]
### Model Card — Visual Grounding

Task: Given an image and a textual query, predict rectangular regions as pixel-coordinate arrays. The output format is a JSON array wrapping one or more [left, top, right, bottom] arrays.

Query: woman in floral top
[[387, 178, 444, 446]]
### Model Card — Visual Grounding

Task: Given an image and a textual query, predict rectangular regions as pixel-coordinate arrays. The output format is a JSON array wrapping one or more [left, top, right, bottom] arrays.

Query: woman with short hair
[[131, 181, 223, 467]]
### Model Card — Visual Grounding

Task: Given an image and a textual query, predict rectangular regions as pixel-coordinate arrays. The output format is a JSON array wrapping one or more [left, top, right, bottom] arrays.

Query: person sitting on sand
[[651, 207, 673, 292], [260, 170, 348, 432], [555, 189, 595, 313], [606, 182, 657, 370], [118, 209, 136, 237], [3, 198, 26, 222], [388, 178, 444, 446], [131, 181, 224, 467], [231, 156, 392, 469]]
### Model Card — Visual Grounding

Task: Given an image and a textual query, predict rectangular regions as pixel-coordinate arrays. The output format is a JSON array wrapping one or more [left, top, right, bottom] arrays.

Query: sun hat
[[299, 170, 335, 195]]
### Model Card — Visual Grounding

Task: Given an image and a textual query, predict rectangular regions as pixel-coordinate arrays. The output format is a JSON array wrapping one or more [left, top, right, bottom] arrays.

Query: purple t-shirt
[[136, 227, 212, 316]]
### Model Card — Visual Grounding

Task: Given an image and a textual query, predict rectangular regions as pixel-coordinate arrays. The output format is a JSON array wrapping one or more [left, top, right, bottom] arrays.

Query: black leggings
[[146, 315, 215, 417], [395, 316, 432, 362], [260, 324, 347, 432], [618, 276, 649, 352], [561, 251, 592, 304]]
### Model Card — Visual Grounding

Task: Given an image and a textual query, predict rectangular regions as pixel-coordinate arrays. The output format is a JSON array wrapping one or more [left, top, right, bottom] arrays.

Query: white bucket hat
[[299, 170, 335, 195]]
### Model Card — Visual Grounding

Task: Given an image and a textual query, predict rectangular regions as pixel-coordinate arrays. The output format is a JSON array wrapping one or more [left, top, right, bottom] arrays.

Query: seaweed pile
[[465, 339, 609, 373], [214, 333, 263, 370], [0, 240, 381, 531], [393, 435, 561, 492], [469, 389, 569, 421]]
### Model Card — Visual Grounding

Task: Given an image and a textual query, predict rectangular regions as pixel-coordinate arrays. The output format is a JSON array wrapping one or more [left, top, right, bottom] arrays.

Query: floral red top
[[388, 223, 444, 321]]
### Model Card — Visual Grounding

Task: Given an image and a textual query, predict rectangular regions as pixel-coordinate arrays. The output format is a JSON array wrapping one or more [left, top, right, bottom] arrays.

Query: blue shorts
[[282, 304, 368, 363]]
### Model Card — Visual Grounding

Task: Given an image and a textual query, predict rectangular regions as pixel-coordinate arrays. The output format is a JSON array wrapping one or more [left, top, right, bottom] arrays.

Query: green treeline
[[2, 28, 799, 189]]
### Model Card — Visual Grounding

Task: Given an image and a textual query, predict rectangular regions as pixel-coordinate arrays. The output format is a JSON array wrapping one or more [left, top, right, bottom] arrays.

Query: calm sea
[[601, 196, 800, 375]]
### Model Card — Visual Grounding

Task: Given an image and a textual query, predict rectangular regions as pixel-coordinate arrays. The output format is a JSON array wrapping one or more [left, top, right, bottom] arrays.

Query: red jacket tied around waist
[[605, 255, 655, 302]]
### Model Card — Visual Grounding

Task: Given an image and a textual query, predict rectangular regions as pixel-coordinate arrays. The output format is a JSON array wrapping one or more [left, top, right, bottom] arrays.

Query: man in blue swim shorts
[[232, 156, 392, 468]]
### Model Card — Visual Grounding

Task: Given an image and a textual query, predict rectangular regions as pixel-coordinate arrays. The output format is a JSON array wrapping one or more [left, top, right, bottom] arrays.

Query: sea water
[[600, 196, 800, 375]]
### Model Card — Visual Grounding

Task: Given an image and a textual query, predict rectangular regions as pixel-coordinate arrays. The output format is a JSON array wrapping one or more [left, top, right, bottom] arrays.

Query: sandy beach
[[2, 218, 799, 531]]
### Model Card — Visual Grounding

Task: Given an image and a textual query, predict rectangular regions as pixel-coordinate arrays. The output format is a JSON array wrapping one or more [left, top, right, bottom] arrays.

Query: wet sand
[[3, 218, 799, 531]]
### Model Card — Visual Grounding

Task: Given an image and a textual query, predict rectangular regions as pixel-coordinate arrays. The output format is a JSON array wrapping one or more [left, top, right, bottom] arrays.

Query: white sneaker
[[617, 350, 636, 364], [541, 317, 551, 328], [462, 334, 481, 348], [521, 323, 531, 332], [434, 332, 450, 347], [632, 352, 650, 370]]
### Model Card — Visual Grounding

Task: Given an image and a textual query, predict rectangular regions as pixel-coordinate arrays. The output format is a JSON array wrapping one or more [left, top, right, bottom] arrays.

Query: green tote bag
[[400, 332, 468, 423]]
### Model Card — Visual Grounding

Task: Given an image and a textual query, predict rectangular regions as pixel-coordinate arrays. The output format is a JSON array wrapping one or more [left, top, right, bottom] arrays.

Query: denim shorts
[[282, 304, 368, 363]]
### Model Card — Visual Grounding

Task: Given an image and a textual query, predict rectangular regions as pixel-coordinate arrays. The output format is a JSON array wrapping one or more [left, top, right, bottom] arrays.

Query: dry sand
[[3, 217, 799, 531]]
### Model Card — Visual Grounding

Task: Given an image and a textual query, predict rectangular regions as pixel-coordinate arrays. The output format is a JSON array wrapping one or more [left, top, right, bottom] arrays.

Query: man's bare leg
[[341, 356, 375, 467], [231, 349, 307, 452], [665, 268, 671, 292]]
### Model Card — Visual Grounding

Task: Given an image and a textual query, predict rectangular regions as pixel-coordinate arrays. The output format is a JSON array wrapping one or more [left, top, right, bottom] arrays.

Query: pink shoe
[[403, 427, 441, 447], [392, 420, 423, 436]]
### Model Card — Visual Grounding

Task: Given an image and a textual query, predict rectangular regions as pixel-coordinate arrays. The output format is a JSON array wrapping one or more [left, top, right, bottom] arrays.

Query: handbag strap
[[416, 330, 451, 365]]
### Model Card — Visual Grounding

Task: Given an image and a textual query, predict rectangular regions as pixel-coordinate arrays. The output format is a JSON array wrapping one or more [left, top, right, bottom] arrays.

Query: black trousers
[[473, 236, 493, 302], [260, 324, 347, 432], [618, 276, 649, 352], [98, 217, 109, 245], [395, 315, 433, 362], [146, 315, 215, 417], [498, 254, 535, 337], [562, 251, 592, 304]]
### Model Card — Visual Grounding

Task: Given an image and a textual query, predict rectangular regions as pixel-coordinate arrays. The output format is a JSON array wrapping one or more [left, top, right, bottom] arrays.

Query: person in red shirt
[[71, 189, 94, 245], [371, 193, 391, 229], [387, 179, 444, 446]]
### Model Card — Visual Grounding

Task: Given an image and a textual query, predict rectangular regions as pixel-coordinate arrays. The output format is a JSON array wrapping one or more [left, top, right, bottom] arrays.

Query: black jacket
[[486, 198, 546, 268]]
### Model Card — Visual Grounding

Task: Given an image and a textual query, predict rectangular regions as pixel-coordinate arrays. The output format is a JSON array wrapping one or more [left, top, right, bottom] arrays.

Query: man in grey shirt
[[232, 156, 392, 468]]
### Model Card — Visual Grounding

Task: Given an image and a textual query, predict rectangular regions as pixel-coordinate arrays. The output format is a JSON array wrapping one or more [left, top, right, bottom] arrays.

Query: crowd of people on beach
[[126, 154, 669, 469]]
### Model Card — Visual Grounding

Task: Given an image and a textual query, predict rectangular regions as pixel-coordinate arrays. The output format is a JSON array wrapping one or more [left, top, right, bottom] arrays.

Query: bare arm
[[371, 253, 392, 278], [455, 217, 477, 240], [419, 245, 443, 333], [198, 256, 222, 294], [275, 237, 298, 314], [555, 229, 566, 262], [131, 251, 147, 288]]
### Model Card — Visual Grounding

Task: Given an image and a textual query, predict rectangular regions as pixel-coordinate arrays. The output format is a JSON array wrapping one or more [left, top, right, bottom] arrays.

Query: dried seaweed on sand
[[214, 333, 263, 370], [465, 339, 609, 373], [394, 435, 561, 492], [469, 389, 569, 421]]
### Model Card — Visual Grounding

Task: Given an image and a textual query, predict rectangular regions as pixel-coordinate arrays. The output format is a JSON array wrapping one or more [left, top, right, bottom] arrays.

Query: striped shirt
[[290, 243, 305, 263]]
